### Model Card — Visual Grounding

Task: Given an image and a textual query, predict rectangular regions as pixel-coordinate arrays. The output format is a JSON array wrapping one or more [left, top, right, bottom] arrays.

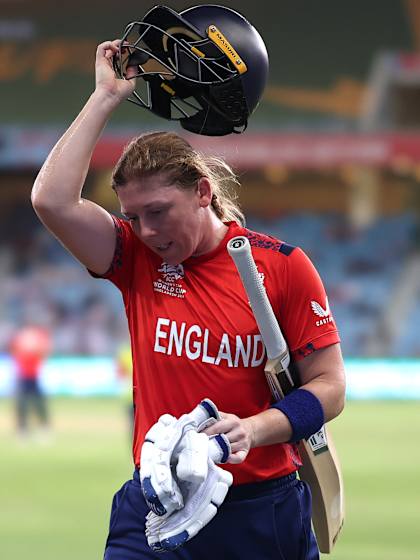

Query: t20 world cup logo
[[158, 263, 184, 282]]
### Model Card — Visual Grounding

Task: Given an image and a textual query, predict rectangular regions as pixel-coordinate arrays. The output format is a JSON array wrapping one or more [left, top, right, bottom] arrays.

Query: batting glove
[[145, 433, 233, 552], [140, 399, 222, 516]]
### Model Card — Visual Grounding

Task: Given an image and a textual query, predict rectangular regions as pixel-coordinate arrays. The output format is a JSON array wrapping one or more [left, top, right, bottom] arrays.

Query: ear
[[197, 177, 212, 208]]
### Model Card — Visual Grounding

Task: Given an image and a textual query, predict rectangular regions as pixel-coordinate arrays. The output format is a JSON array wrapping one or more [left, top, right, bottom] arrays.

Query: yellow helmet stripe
[[161, 82, 176, 96], [207, 25, 247, 74], [191, 46, 206, 58]]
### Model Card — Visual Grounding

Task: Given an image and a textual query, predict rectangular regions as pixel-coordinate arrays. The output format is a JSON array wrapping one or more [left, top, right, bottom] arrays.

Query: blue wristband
[[270, 389, 325, 443]]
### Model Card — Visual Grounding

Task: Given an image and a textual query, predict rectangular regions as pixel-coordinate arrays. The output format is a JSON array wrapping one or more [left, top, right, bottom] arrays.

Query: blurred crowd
[[248, 211, 419, 357], [0, 208, 418, 358], [0, 210, 129, 357]]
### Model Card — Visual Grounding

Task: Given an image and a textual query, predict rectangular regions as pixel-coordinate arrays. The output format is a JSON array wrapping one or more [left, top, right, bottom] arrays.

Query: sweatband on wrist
[[270, 389, 325, 443]]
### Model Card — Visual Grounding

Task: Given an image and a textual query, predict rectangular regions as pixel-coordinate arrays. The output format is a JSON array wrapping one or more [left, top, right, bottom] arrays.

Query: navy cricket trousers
[[104, 469, 319, 560]]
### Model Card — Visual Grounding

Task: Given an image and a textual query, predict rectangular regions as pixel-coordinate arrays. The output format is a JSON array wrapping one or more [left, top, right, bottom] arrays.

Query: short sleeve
[[88, 215, 138, 293], [278, 247, 340, 361]]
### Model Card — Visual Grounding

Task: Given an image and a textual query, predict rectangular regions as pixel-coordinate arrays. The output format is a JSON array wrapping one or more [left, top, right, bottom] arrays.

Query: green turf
[[323, 400, 420, 560], [0, 398, 419, 559], [0, 397, 132, 560]]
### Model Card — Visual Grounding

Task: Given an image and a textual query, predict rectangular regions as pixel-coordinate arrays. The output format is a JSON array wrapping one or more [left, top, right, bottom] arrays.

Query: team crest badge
[[154, 263, 186, 298]]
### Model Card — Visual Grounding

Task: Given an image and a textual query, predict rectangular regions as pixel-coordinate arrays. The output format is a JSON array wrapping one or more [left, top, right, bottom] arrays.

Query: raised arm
[[31, 40, 135, 275]]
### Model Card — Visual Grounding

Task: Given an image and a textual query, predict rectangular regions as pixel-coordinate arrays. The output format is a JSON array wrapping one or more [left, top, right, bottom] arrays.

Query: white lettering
[[251, 335, 265, 366], [234, 334, 251, 367], [202, 328, 216, 364], [185, 325, 202, 360], [154, 318, 170, 353], [168, 321, 186, 356], [316, 317, 333, 327], [153, 318, 266, 368], [215, 333, 233, 367]]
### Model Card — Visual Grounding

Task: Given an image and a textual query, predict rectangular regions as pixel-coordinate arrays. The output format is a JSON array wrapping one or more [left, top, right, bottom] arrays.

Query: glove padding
[[145, 433, 233, 552], [140, 399, 223, 516]]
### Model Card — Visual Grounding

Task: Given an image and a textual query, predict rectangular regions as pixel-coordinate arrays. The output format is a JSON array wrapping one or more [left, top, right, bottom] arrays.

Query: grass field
[[0, 397, 419, 560]]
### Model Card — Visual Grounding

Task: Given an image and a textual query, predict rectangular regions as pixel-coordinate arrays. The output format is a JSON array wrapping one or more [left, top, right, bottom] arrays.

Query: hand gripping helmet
[[113, 4, 269, 136]]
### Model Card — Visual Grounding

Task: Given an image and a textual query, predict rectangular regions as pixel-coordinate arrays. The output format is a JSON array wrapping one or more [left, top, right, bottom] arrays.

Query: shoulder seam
[[244, 228, 297, 256]]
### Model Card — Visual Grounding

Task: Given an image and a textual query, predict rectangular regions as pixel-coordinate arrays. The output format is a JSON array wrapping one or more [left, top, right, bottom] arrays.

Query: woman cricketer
[[31, 36, 345, 560]]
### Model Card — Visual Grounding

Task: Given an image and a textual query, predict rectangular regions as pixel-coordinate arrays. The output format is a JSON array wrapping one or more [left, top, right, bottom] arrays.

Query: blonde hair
[[111, 131, 245, 225]]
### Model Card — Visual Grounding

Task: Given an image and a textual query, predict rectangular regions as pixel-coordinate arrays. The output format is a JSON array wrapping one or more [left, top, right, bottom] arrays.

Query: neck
[[193, 210, 228, 256]]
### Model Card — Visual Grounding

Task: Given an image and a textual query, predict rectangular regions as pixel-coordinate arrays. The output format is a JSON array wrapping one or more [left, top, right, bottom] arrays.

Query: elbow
[[31, 181, 60, 220], [32, 176, 80, 217], [31, 194, 42, 215], [31, 181, 47, 214], [31, 195, 51, 222]]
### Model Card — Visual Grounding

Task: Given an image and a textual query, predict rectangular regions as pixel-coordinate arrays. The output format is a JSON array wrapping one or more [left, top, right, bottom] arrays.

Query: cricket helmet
[[113, 4, 269, 136]]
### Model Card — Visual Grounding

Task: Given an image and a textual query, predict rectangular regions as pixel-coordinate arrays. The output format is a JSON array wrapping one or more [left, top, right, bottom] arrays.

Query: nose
[[139, 220, 158, 241]]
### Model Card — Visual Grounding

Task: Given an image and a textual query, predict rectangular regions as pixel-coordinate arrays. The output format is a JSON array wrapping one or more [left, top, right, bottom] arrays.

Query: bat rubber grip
[[227, 236, 289, 363]]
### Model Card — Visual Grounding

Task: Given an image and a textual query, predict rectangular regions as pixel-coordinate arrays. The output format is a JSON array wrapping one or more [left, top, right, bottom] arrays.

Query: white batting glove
[[145, 433, 233, 552], [140, 399, 222, 516]]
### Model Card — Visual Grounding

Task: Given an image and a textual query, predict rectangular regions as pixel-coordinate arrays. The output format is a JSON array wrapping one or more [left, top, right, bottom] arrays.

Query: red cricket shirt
[[96, 218, 340, 485], [10, 326, 51, 380]]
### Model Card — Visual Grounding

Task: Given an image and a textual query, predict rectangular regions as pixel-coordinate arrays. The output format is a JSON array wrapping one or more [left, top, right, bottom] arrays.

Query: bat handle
[[227, 236, 289, 363]]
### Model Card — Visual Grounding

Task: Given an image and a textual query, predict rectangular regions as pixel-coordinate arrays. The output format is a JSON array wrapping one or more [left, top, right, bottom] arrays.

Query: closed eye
[[121, 215, 138, 223], [148, 207, 169, 217]]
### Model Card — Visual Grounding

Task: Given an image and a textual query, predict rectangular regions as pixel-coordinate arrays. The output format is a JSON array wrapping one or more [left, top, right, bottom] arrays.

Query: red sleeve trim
[[87, 215, 124, 279], [291, 331, 341, 361]]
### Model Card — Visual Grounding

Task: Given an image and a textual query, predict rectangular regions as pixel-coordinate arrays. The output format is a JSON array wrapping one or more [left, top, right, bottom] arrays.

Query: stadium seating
[[0, 213, 417, 357], [247, 212, 417, 357]]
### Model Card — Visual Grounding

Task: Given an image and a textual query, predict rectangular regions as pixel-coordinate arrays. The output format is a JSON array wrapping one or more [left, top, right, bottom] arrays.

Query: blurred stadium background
[[1, 0, 420, 558]]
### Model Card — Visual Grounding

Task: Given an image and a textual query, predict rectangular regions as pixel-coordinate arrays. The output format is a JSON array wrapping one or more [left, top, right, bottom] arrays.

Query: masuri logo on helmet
[[113, 4, 269, 136]]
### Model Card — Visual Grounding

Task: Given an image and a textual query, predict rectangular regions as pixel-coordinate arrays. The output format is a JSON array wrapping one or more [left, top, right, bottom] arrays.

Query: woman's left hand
[[204, 412, 255, 464]]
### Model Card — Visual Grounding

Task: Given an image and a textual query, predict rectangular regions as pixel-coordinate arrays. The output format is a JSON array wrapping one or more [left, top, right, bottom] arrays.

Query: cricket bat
[[227, 236, 344, 554]]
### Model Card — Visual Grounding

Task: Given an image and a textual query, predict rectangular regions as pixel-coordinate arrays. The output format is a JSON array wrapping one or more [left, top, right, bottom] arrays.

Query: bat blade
[[227, 235, 344, 553], [299, 427, 345, 552]]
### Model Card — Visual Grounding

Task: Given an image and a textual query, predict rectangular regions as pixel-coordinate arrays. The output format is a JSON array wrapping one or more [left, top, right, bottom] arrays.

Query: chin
[[153, 244, 192, 265]]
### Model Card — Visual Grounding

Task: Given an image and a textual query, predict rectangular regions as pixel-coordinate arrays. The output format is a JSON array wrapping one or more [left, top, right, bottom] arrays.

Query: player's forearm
[[244, 408, 293, 448], [300, 375, 346, 422], [31, 89, 119, 211], [245, 377, 345, 449]]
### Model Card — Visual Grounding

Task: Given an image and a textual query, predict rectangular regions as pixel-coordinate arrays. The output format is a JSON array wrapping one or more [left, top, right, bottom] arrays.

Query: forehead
[[117, 175, 192, 211], [123, 173, 172, 193]]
